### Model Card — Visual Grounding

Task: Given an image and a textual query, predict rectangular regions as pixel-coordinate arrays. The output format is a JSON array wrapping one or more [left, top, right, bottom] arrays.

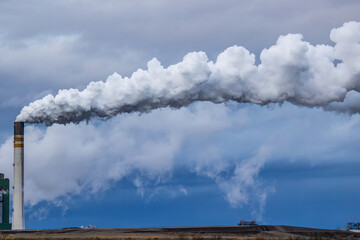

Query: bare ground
[[1, 225, 359, 240]]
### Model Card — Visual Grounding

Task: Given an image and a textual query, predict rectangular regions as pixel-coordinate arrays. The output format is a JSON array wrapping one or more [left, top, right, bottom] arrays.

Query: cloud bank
[[16, 21, 360, 125], [4, 102, 360, 219], [2, 103, 255, 207]]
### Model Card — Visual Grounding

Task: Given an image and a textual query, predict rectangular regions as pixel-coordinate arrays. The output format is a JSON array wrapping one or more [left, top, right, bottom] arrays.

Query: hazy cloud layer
[[0, 35, 145, 108], [2, 103, 246, 206], [2, 102, 360, 216]]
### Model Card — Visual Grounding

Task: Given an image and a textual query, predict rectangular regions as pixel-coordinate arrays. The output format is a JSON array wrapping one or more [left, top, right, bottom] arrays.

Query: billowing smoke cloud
[[16, 21, 360, 125], [3, 101, 360, 219], [1, 103, 259, 208]]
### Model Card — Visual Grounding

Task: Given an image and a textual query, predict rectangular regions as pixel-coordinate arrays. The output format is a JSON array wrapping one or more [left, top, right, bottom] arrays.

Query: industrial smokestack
[[12, 122, 24, 230]]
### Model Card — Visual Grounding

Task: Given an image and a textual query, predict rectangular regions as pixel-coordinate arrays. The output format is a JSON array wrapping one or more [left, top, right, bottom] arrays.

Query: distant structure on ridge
[[348, 222, 360, 232], [0, 173, 11, 230]]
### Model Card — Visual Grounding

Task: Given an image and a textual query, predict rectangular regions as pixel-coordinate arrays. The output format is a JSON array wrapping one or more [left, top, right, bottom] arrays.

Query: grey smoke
[[16, 21, 360, 126], [325, 90, 360, 114]]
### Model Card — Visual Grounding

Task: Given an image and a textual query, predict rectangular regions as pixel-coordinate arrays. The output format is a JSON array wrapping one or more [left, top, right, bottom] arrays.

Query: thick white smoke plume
[[16, 21, 360, 125]]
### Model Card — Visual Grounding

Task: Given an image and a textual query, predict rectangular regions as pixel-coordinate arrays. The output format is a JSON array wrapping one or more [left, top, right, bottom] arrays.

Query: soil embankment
[[1, 225, 359, 239]]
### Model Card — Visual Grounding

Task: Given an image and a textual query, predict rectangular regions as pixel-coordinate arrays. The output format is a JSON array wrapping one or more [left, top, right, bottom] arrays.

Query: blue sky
[[0, 0, 360, 230]]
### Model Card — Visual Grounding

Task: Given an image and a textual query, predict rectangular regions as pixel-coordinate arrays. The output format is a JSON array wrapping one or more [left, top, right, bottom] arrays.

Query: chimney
[[12, 122, 24, 230]]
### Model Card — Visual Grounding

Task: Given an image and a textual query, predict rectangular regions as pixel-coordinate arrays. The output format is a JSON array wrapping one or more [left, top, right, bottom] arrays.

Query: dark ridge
[[1, 225, 359, 239]]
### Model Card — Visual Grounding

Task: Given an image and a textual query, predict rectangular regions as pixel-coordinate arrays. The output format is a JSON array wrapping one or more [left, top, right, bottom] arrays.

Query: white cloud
[[216, 145, 275, 220], [0, 102, 246, 207], [15, 22, 360, 125], [179, 185, 188, 196], [2, 101, 360, 220], [218, 145, 272, 207]]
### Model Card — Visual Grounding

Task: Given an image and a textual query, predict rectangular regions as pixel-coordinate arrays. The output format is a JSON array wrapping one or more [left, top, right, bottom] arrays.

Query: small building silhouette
[[0, 173, 11, 230]]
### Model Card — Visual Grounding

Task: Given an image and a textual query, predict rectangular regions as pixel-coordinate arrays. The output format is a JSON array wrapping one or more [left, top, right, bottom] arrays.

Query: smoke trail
[[16, 21, 360, 126]]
